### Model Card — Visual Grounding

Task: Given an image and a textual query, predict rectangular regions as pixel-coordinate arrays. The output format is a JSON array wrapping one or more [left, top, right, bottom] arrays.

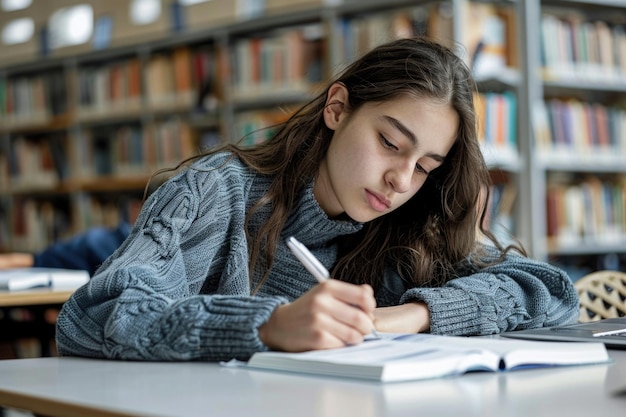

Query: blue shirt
[[34, 221, 131, 276]]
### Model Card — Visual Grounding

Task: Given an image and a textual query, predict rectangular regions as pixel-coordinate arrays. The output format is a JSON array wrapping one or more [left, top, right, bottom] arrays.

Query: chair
[[574, 270, 626, 323]]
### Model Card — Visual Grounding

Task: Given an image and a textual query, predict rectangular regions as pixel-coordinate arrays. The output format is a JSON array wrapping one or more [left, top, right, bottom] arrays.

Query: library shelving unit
[[518, 0, 626, 277], [0, 0, 524, 256]]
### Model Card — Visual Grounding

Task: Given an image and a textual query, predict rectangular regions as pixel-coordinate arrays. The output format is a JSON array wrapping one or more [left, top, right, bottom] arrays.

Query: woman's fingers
[[258, 280, 377, 352], [324, 280, 377, 317], [313, 281, 376, 332]]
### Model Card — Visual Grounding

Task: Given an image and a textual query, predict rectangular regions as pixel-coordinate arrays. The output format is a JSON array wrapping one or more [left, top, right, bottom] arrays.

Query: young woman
[[56, 37, 579, 361]]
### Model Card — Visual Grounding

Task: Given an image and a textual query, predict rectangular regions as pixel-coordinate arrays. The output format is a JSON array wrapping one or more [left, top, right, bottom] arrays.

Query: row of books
[[546, 176, 626, 247], [0, 135, 67, 191], [333, 2, 516, 78], [10, 197, 72, 253], [541, 13, 626, 81], [332, 7, 431, 67], [8, 193, 143, 253], [0, 118, 198, 192], [235, 109, 294, 146], [144, 47, 212, 111], [75, 45, 222, 121], [474, 91, 517, 153], [1, 3, 518, 128], [231, 25, 324, 100], [73, 118, 198, 180], [533, 99, 626, 157], [77, 58, 143, 119], [1, 45, 223, 128], [232, 96, 520, 166], [484, 181, 517, 245], [71, 193, 143, 236], [0, 71, 67, 128]]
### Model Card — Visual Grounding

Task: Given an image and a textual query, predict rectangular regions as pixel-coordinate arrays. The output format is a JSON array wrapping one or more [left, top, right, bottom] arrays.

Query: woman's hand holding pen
[[258, 280, 377, 352]]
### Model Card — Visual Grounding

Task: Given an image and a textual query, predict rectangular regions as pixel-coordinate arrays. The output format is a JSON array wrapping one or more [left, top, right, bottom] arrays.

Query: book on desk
[[242, 333, 610, 383], [0, 268, 89, 291]]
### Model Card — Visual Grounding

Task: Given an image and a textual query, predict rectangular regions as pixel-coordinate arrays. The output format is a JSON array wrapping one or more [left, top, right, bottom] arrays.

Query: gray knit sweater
[[56, 152, 579, 361]]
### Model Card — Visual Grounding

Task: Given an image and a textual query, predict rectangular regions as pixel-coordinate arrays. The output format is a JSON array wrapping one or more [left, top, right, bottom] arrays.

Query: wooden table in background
[[0, 288, 73, 358], [0, 288, 73, 307]]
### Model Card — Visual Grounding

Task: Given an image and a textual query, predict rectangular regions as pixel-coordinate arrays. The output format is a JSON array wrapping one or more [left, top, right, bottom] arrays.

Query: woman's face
[[315, 87, 458, 223]]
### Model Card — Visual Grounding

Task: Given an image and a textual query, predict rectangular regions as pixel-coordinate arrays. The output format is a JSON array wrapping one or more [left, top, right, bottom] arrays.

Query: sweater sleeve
[[56, 160, 287, 362], [398, 250, 580, 335]]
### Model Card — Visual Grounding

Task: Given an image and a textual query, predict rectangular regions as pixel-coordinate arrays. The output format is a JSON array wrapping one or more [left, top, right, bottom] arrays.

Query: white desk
[[0, 351, 625, 417]]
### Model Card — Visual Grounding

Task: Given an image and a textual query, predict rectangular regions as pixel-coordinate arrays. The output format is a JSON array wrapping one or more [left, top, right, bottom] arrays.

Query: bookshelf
[[0, 0, 523, 253], [9, 0, 620, 273], [517, 0, 626, 278]]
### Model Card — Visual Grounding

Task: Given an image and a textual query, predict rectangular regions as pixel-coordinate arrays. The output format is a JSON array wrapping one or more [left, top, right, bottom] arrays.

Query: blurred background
[[0, 0, 625, 360]]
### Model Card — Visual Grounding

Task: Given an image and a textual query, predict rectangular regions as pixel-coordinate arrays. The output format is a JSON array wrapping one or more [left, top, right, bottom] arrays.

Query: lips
[[366, 190, 391, 212]]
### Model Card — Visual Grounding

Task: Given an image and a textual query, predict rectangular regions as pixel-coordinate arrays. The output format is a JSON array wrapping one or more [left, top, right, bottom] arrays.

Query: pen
[[286, 236, 329, 283], [286, 236, 380, 338]]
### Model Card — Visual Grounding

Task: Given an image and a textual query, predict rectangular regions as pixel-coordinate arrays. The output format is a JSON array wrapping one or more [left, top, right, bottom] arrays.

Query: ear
[[323, 82, 349, 131]]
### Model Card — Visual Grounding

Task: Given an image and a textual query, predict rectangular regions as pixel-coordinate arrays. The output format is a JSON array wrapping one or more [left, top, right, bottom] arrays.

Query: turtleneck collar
[[246, 173, 362, 248], [282, 181, 363, 247]]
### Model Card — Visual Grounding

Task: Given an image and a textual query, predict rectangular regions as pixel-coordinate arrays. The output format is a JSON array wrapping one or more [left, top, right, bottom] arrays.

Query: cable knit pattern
[[56, 152, 579, 361], [396, 247, 579, 335]]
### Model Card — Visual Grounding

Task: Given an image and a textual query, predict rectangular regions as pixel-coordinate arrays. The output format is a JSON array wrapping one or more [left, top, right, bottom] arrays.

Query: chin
[[346, 210, 383, 223]]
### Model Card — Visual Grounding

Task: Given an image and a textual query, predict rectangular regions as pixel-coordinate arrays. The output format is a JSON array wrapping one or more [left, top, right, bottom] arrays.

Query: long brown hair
[[168, 37, 519, 291]]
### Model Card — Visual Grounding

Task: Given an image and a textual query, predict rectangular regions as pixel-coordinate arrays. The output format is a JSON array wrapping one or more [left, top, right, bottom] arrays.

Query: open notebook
[[227, 333, 610, 383], [501, 318, 626, 348]]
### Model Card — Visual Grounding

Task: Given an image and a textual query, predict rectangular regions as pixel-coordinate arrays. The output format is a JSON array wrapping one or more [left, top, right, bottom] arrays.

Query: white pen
[[286, 236, 380, 338], [286, 236, 329, 283]]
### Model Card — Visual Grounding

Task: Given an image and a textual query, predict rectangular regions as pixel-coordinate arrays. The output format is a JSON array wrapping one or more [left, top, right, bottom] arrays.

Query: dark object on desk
[[33, 221, 131, 276], [501, 318, 626, 349]]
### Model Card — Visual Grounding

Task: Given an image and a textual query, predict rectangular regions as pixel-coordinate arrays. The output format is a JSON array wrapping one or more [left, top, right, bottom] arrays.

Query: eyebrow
[[381, 115, 446, 162]]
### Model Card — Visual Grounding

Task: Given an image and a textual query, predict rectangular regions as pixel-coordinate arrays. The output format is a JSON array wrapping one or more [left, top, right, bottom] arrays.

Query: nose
[[385, 162, 414, 193]]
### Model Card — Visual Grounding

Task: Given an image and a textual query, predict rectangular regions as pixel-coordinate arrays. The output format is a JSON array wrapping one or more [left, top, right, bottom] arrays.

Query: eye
[[415, 163, 428, 175], [379, 134, 398, 150]]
